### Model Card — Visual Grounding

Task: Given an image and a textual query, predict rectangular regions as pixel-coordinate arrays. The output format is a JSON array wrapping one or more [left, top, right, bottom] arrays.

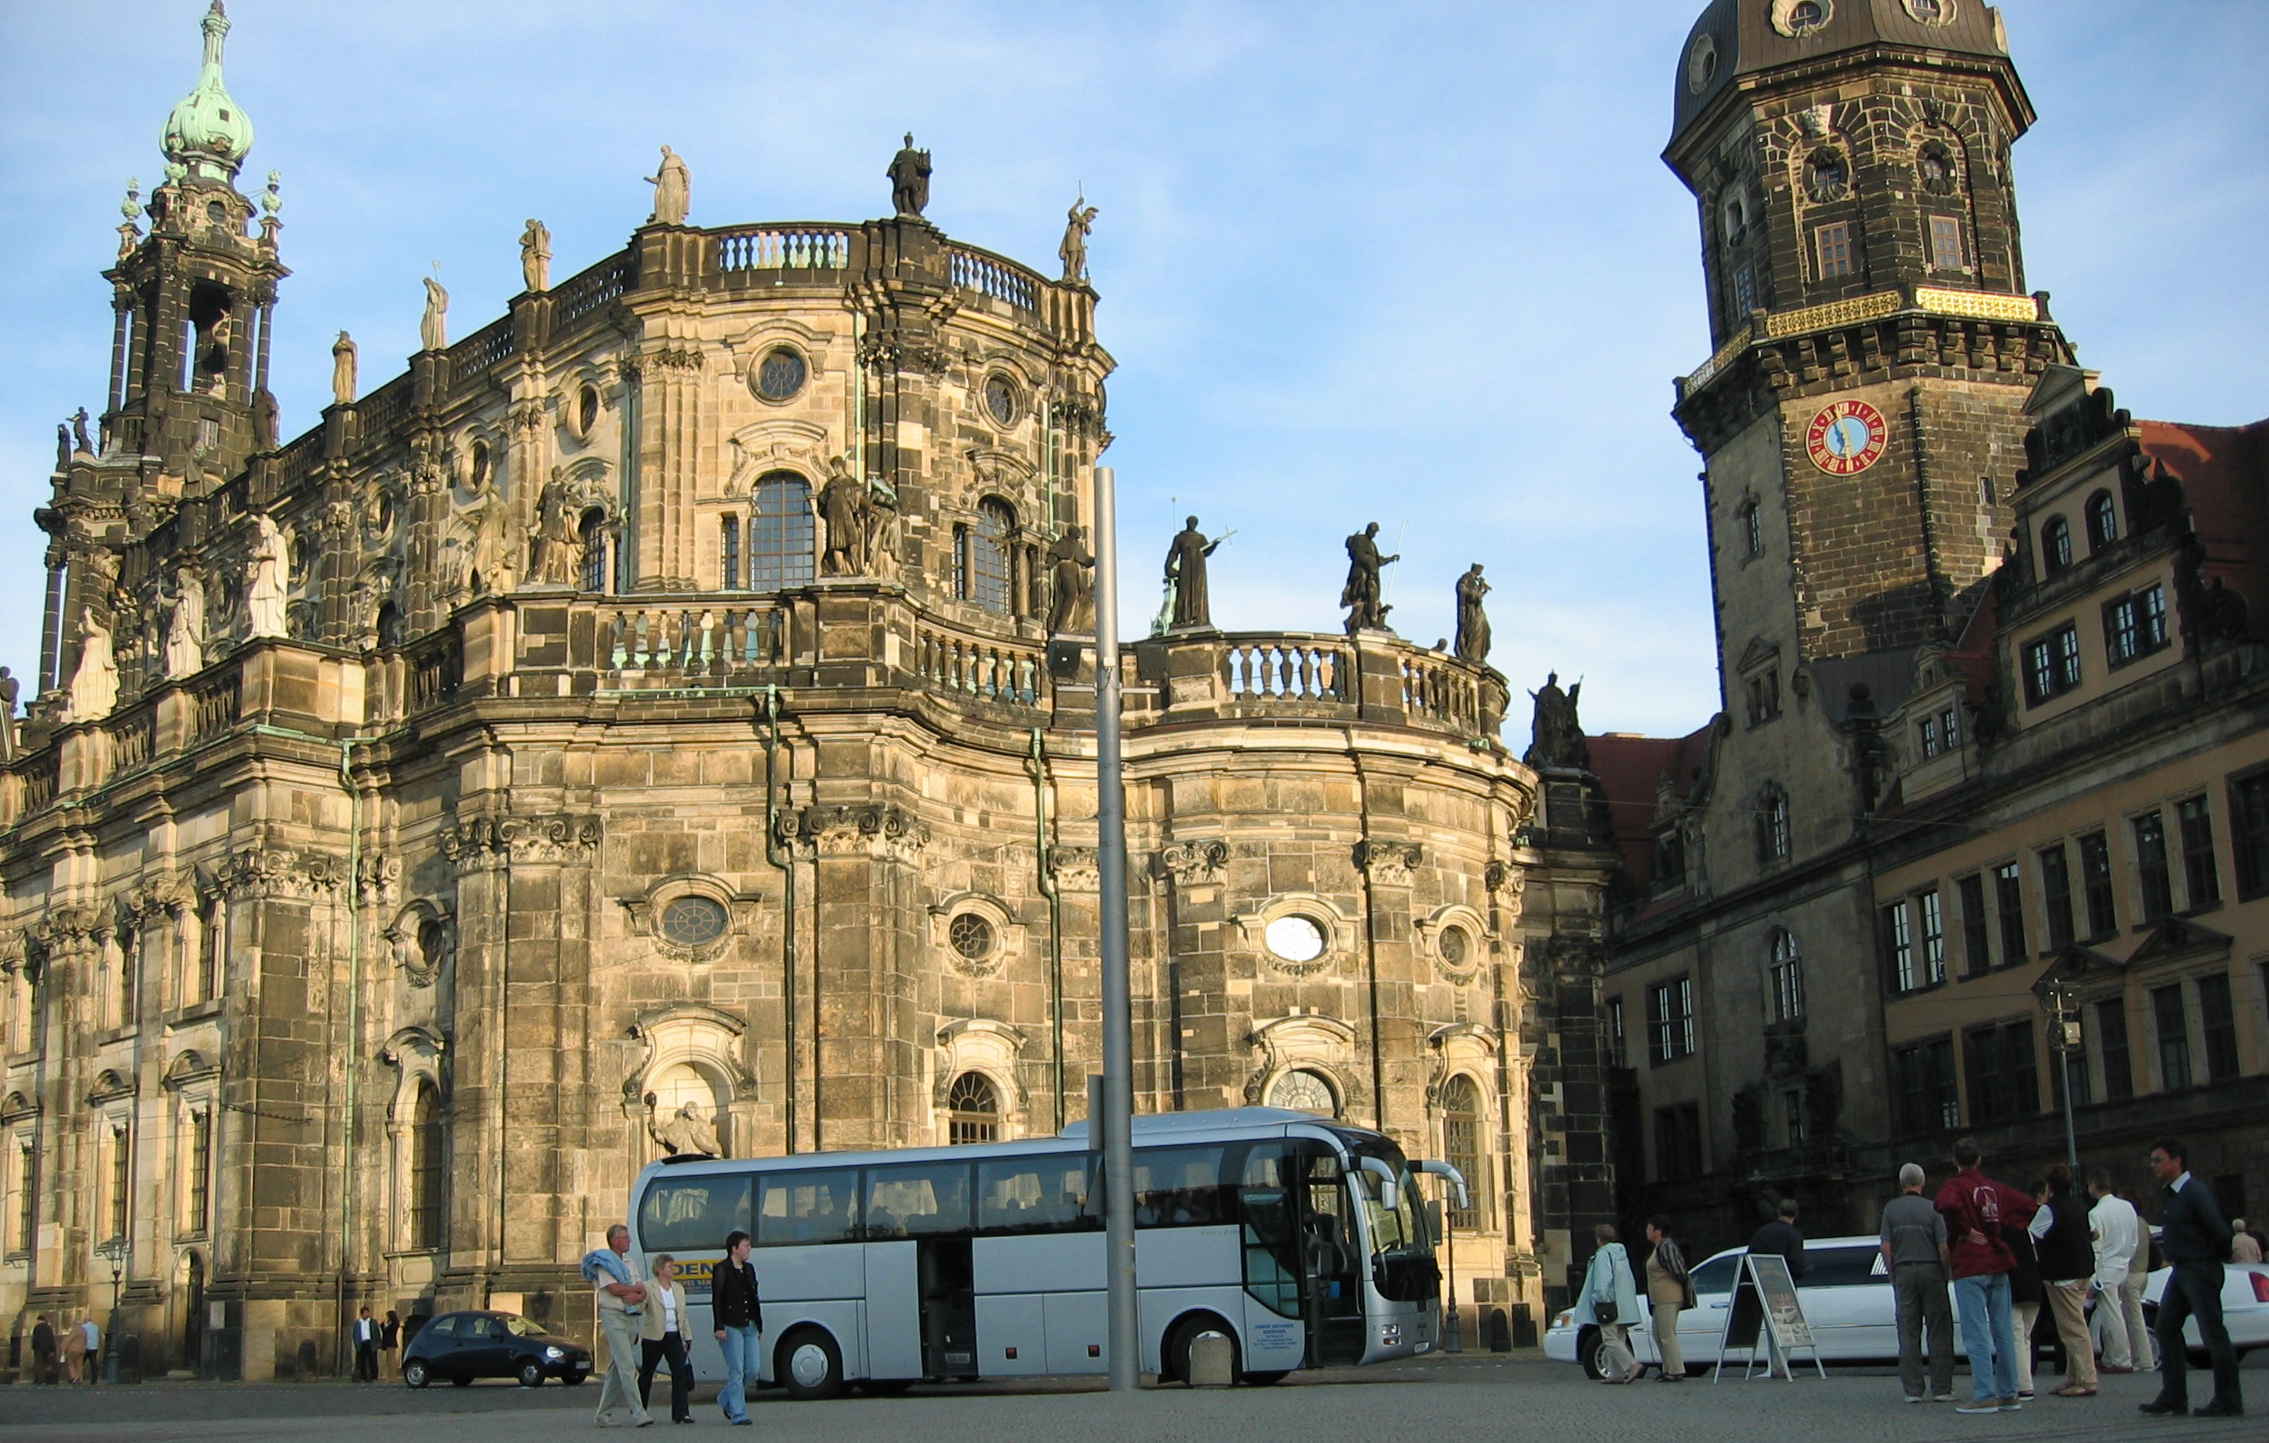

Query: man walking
[[581, 1223, 654, 1428], [1935, 1137, 2037, 1415], [2088, 1171, 2144, 1373], [1749, 1197, 1809, 1280], [2031, 1165, 2098, 1397], [77, 1316, 101, 1385], [1880, 1163, 1955, 1403], [352, 1305, 379, 1381], [30, 1313, 58, 1384], [712, 1228, 763, 1426], [2141, 1138, 2243, 1419]]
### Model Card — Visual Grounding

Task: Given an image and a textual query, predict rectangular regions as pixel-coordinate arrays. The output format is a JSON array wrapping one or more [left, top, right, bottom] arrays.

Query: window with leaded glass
[[1769, 929, 1804, 1023], [748, 473, 815, 591], [1266, 1068, 1338, 1117], [1757, 786, 1791, 862], [963, 499, 1015, 613], [2023, 623, 2081, 704], [578, 510, 608, 592], [185, 1107, 211, 1235], [2153, 984, 2191, 1090], [2041, 517, 2072, 575], [199, 896, 225, 1002], [2104, 583, 2168, 666], [1648, 977, 1694, 1063], [108, 1123, 130, 1241], [1814, 222, 1855, 279], [2085, 491, 2119, 551], [2135, 811, 2173, 921], [1441, 1076, 1483, 1230], [2177, 796, 2221, 909], [13, 1140, 32, 1253], [1927, 214, 1965, 270], [2079, 831, 2117, 937], [410, 1082, 445, 1249], [947, 1072, 1001, 1144]]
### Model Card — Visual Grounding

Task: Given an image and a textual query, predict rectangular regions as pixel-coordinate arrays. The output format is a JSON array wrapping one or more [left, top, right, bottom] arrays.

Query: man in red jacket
[[1935, 1137, 2039, 1414]]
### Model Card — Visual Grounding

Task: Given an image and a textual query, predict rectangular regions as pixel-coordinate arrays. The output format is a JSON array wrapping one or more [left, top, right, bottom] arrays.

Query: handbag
[[1594, 1299, 1620, 1324]]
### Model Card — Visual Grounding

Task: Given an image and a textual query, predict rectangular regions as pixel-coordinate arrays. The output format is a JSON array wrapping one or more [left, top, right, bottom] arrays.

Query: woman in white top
[[638, 1254, 696, 1423]]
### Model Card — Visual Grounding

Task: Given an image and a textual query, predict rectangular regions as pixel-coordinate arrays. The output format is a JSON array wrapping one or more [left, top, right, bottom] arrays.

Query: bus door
[[1297, 1143, 1366, 1366], [866, 1160, 977, 1379]]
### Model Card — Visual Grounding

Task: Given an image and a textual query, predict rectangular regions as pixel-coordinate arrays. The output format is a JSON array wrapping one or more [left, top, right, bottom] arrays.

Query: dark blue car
[[402, 1310, 591, 1388]]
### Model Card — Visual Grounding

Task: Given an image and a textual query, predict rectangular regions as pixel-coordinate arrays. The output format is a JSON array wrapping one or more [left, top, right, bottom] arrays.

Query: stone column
[[1353, 836, 1424, 1133], [1155, 839, 1228, 1110], [1528, 933, 1614, 1316]]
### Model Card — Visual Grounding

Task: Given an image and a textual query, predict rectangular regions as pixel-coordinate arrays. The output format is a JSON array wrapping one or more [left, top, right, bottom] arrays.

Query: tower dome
[[161, 2, 254, 183]]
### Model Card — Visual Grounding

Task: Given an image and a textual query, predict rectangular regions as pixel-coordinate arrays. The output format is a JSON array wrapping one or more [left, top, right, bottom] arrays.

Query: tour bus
[[625, 1106, 1457, 1398]]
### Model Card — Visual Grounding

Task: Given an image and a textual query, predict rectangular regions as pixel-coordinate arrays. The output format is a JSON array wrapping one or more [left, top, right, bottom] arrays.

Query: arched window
[[197, 896, 225, 1003], [720, 514, 741, 590], [1440, 1075, 1484, 1230], [2041, 516, 2072, 575], [962, 499, 1015, 613], [1756, 785, 1791, 863], [408, 1081, 445, 1250], [2084, 491, 2118, 552], [578, 509, 608, 593], [183, 1105, 212, 1235], [1769, 928, 1805, 1023], [1266, 1068, 1339, 1118], [748, 473, 814, 591], [946, 1072, 1000, 1145]]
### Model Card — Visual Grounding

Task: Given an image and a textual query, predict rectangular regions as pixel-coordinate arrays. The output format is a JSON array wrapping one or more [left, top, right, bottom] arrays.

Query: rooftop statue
[[163, 564, 206, 679], [1047, 525, 1097, 634], [419, 273, 449, 351], [1340, 522, 1398, 634], [520, 218, 552, 292], [331, 330, 357, 405], [1163, 515, 1226, 630], [1059, 198, 1098, 282], [0, 667, 18, 763], [245, 513, 288, 639], [64, 607, 118, 722], [1524, 670, 1590, 771], [1454, 563, 1492, 664], [889, 132, 932, 217], [646, 146, 690, 226]]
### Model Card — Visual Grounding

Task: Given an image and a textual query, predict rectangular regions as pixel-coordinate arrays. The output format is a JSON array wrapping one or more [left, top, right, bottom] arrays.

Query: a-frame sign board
[[1710, 1253, 1826, 1381]]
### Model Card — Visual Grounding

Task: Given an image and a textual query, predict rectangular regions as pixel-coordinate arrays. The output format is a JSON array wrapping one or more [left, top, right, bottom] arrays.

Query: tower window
[[1739, 499, 1763, 558], [2084, 491, 2119, 551], [1803, 150, 1850, 204], [720, 515, 741, 590], [748, 474, 815, 590], [1814, 222, 1855, 279], [1928, 214, 1966, 270], [1731, 264, 1758, 318], [2040, 516, 2072, 575], [963, 499, 1015, 614]]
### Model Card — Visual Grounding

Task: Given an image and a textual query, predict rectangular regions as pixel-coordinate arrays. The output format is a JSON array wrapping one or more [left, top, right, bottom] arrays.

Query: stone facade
[[1, 8, 1615, 1381]]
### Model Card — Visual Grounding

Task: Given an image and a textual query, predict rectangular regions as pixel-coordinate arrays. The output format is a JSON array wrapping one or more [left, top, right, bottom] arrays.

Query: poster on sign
[[1711, 1252, 1825, 1382]]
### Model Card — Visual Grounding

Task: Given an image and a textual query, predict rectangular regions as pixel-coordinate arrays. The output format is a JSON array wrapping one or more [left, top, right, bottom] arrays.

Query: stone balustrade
[[713, 225, 852, 273]]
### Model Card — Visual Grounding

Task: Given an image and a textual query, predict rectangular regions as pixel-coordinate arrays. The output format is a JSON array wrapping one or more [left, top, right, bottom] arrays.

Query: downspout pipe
[[761, 686, 799, 1153], [1028, 728, 1065, 1130]]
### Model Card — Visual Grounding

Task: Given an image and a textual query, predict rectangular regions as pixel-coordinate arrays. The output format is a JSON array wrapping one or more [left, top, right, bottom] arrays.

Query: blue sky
[[2, 1, 2263, 738]]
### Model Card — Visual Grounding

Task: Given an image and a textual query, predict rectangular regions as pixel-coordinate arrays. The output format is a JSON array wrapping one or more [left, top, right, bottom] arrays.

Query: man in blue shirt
[[2139, 1138, 2242, 1419]]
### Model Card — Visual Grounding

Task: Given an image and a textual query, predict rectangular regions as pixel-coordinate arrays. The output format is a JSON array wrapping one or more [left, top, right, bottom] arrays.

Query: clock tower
[[1665, 0, 2073, 684]]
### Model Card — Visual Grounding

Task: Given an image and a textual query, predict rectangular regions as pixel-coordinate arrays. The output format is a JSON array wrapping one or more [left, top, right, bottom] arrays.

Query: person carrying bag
[[1574, 1222, 1645, 1383]]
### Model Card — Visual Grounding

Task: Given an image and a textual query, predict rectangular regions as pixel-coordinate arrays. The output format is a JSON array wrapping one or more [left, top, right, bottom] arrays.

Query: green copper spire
[[161, 2, 254, 182]]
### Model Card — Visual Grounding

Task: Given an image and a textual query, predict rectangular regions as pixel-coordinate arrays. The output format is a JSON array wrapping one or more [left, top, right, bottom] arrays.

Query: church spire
[[161, 2, 255, 185]]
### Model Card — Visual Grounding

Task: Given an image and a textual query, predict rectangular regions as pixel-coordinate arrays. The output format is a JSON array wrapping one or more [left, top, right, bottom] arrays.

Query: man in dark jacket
[[2030, 1164, 2097, 1396], [2141, 1138, 2243, 1419], [1748, 1197, 1808, 1280], [1935, 1137, 2038, 1414], [29, 1313, 58, 1384], [712, 1229, 763, 1425]]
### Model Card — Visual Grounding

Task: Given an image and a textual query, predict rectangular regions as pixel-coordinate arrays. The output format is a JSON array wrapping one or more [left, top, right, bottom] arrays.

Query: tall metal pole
[[2047, 986, 2079, 1171], [1093, 464, 1139, 1391]]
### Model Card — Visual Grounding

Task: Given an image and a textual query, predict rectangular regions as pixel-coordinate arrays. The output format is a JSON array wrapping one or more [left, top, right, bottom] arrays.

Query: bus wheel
[[776, 1326, 845, 1401], [1165, 1314, 1238, 1387]]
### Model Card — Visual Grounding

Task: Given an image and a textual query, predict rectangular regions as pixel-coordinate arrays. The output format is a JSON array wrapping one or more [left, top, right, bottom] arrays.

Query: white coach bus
[[625, 1106, 1456, 1398]]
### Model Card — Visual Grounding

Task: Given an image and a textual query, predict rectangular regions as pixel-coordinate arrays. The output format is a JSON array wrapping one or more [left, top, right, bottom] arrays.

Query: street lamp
[[95, 1236, 126, 1315], [2040, 977, 2082, 1171]]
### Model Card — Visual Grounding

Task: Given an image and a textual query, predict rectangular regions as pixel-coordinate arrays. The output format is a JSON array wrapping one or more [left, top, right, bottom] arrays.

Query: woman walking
[[1573, 1222, 1644, 1383], [379, 1310, 400, 1377], [1646, 1218, 1696, 1382], [638, 1255, 696, 1424]]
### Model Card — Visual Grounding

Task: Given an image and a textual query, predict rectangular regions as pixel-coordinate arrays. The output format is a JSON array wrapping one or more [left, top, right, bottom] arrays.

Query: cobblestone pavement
[[3, 1351, 2258, 1441]]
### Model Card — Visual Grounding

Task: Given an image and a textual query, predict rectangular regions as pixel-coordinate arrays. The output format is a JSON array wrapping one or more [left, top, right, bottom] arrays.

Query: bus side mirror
[[1414, 1158, 1471, 1211], [1357, 1156, 1401, 1213]]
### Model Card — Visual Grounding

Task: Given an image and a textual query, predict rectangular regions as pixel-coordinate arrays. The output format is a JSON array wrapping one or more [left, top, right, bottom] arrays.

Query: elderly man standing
[[2087, 1171, 2143, 1373], [1880, 1163, 1954, 1403], [583, 1223, 653, 1428]]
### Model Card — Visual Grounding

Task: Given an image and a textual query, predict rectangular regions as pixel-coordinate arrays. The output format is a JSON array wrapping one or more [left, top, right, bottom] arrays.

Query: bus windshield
[[1336, 1131, 1440, 1303]]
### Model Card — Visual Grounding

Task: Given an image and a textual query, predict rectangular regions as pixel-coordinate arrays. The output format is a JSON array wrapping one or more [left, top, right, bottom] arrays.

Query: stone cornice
[[440, 813, 604, 866], [775, 803, 929, 861]]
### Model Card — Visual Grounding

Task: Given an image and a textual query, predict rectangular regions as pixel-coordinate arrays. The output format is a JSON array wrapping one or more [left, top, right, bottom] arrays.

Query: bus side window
[[978, 1156, 1094, 1235], [638, 1176, 753, 1253], [757, 1168, 859, 1246], [866, 1161, 973, 1240]]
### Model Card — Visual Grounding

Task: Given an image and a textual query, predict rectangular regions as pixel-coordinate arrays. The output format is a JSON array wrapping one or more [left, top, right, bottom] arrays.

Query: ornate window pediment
[[87, 1068, 136, 1106], [161, 1049, 219, 1092], [1245, 1013, 1358, 1114]]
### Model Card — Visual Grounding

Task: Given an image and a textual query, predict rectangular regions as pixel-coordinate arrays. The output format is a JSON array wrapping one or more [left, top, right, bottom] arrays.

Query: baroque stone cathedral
[[2, 4, 1617, 1378]]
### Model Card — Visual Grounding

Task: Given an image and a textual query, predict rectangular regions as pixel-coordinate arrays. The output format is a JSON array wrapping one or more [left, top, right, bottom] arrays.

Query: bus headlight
[[1379, 1322, 1402, 1347]]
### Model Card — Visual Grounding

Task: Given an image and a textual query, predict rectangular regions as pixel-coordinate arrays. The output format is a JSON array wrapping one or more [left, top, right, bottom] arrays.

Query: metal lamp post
[[2042, 979, 2081, 1171], [96, 1237, 126, 1383], [1091, 465, 1138, 1392]]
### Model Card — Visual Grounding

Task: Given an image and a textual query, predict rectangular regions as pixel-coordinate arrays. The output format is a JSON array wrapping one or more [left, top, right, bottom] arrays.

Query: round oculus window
[[949, 912, 996, 961], [1263, 915, 1327, 965], [983, 374, 1018, 426], [1686, 33, 1718, 94], [756, 347, 807, 402], [1268, 1069, 1337, 1116], [1438, 926, 1470, 968], [578, 385, 601, 436], [659, 896, 728, 947]]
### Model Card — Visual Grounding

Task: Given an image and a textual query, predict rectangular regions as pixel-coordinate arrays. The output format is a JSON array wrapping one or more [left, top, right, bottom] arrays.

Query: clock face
[[1804, 399, 1889, 475]]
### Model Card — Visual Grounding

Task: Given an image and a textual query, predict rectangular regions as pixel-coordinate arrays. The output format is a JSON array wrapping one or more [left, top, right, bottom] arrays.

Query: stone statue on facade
[[646, 146, 691, 225], [331, 330, 358, 405], [652, 1100, 724, 1158], [117, 178, 143, 260], [863, 476, 900, 580], [419, 273, 449, 352], [0, 667, 18, 762], [1340, 522, 1398, 633], [529, 474, 583, 587], [65, 607, 118, 721], [1454, 563, 1491, 664], [819, 458, 869, 577], [54, 423, 70, 472], [1059, 197, 1098, 282], [71, 408, 93, 455], [163, 563, 206, 678], [245, 512, 289, 638], [1523, 670, 1590, 770], [519, 218, 552, 292], [253, 388, 279, 450], [1048, 525, 1097, 633], [465, 469, 515, 595], [1163, 515, 1225, 630], [888, 133, 932, 217]]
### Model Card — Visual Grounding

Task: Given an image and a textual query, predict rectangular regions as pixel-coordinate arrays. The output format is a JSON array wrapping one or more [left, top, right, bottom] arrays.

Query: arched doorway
[[178, 1249, 206, 1373]]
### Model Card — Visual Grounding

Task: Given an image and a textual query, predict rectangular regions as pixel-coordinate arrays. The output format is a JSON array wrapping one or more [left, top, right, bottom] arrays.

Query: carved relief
[[776, 803, 929, 861], [1353, 838, 1423, 886], [439, 813, 603, 866], [1156, 839, 1228, 887], [1047, 845, 1100, 892], [212, 844, 344, 899], [385, 900, 454, 988]]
